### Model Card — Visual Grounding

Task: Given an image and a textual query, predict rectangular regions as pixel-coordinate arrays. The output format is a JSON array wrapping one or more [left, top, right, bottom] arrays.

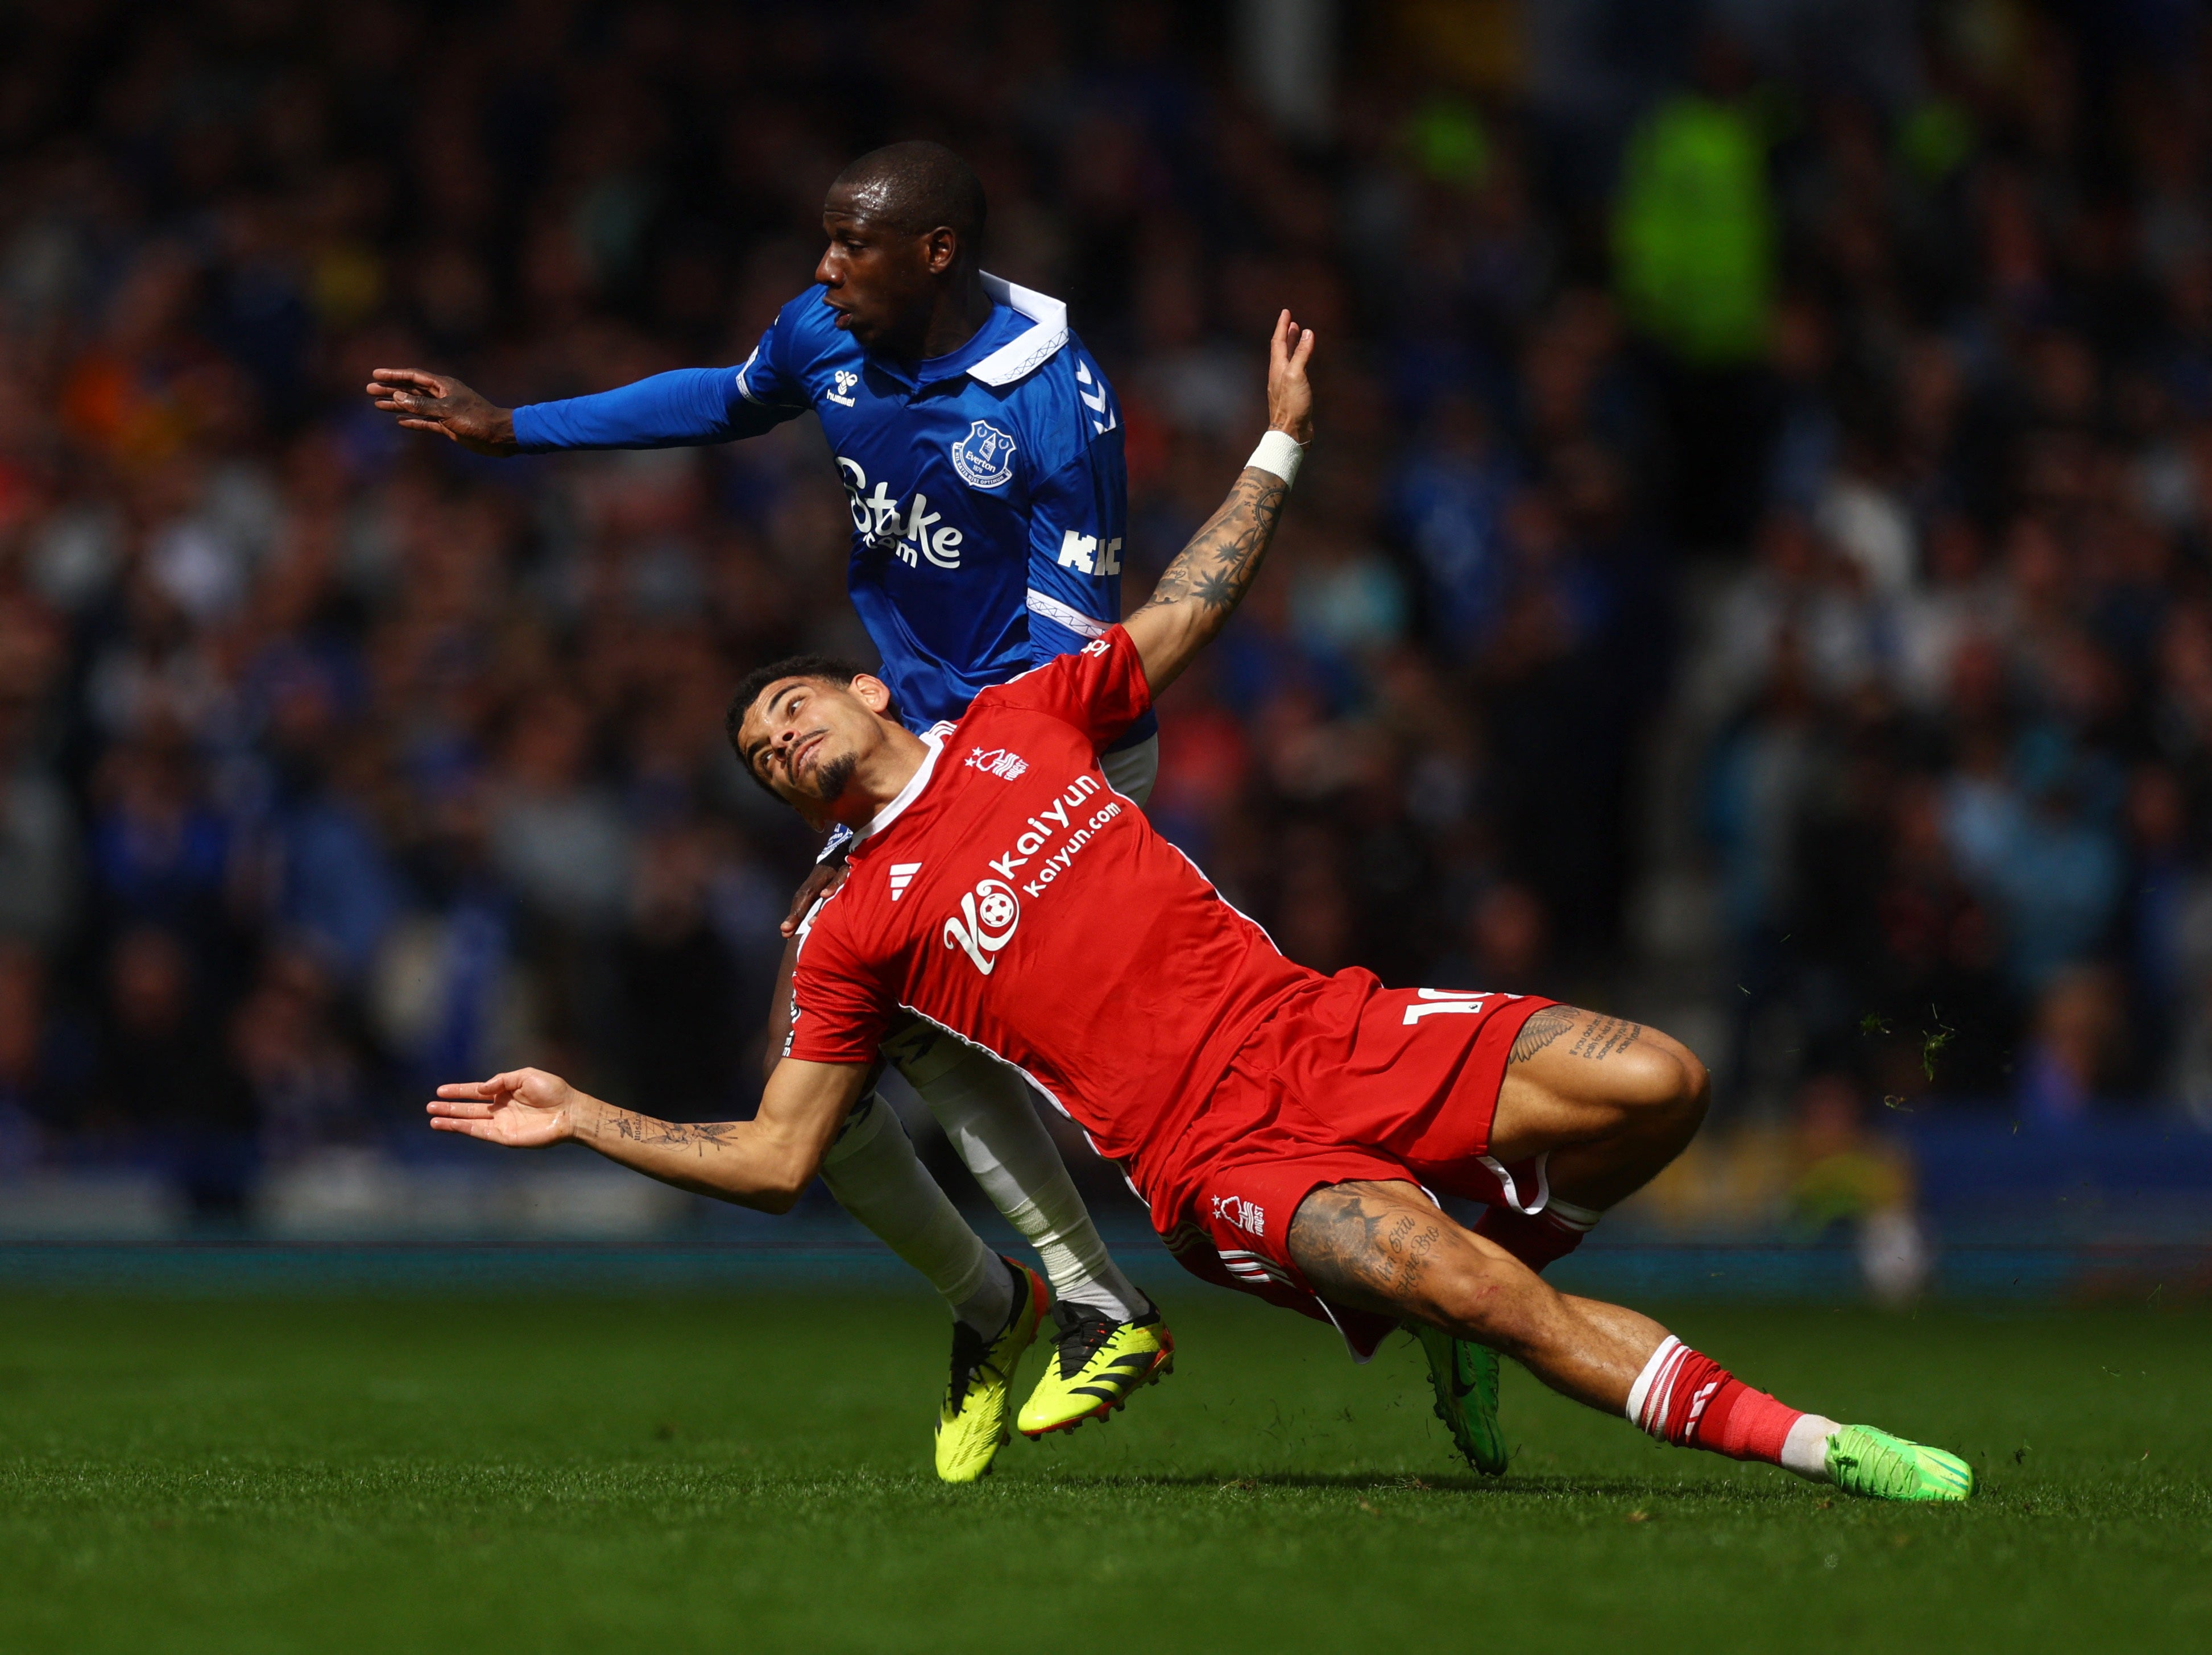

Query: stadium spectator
[[3, 1, 2211, 1202]]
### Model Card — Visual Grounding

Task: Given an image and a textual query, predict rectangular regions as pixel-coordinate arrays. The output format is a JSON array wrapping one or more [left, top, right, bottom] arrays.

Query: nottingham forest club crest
[[950, 420, 1017, 489]]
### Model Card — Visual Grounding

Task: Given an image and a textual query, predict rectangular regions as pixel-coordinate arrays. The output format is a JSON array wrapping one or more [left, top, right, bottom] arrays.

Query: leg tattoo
[[1567, 1015, 1643, 1063], [1513, 1005, 1647, 1066], [1287, 1183, 1451, 1316], [1510, 1006, 1575, 1064]]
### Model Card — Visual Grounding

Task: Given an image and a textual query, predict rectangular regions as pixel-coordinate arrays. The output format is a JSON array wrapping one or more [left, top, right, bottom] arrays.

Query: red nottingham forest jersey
[[785, 627, 1316, 1222]]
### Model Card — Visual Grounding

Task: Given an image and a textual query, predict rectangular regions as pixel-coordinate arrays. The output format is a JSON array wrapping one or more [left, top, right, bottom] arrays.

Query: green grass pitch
[[3, 1289, 2207, 1653]]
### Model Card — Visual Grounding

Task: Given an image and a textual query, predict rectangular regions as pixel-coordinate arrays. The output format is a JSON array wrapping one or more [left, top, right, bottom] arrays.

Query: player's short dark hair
[[724, 655, 893, 788], [829, 140, 986, 255]]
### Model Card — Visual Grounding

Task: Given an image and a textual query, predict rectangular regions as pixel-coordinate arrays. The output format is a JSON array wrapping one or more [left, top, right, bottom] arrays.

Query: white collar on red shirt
[[850, 721, 956, 846], [967, 274, 1068, 387]]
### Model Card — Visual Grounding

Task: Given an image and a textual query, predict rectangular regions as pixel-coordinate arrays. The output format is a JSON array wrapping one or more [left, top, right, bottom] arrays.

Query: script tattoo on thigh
[[1509, 1005, 1576, 1064], [1287, 1186, 1449, 1312], [1568, 1016, 1644, 1063]]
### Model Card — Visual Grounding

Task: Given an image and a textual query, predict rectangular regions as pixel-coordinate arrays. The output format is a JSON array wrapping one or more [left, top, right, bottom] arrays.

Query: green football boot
[[1413, 1322, 1508, 1475], [1825, 1424, 1976, 1502], [934, 1257, 1046, 1484]]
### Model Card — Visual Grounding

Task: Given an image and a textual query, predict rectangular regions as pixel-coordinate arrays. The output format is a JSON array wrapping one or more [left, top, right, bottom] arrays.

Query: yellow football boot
[[1017, 1301, 1174, 1438], [934, 1257, 1046, 1483]]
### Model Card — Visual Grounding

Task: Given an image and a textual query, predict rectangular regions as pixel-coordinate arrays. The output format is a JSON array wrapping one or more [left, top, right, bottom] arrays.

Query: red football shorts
[[1155, 971, 1554, 1359]]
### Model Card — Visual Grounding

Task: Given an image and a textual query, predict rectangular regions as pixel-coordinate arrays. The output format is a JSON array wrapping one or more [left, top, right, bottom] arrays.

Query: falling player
[[427, 313, 1975, 1503], [368, 142, 1170, 1480]]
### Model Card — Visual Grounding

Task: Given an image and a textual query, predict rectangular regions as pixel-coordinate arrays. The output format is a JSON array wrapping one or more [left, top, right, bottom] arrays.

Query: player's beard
[[809, 750, 857, 804]]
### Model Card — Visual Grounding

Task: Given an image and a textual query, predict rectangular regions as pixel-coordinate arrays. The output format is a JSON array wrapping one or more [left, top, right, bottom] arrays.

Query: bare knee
[[1612, 1028, 1709, 1140], [1664, 1036, 1710, 1137]]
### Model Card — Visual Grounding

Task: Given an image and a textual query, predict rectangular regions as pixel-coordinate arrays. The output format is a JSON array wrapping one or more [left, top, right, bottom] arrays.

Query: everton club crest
[[950, 419, 1017, 489]]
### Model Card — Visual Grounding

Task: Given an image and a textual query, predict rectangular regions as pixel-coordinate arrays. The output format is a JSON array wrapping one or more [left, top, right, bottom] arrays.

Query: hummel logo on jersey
[[1055, 529, 1122, 576], [887, 862, 922, 900], [1082, 639, 1111, 657], [949, 419, 1017, 489], [966, 746, 1029, 780], [826, 369, 859, 407], [1074, 358, 1117, 436], [943, 878, 1021, 975]]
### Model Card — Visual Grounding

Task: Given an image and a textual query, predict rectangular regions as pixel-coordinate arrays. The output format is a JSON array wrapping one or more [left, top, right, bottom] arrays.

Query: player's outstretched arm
[[425, 1059, 869, 1213], [1122, 309, 1314, 694], [364, 369, 520, 455], [370, 360, 791, 454]]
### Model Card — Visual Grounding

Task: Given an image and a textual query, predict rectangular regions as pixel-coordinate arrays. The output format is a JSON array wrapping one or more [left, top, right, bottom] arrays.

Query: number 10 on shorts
[[1403, 990, 1488, 1024]]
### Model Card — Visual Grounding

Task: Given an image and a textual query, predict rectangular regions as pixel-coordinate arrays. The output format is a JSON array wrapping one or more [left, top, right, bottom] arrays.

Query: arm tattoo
[[1509, 1006, 1575, 1064], [1568, 1016, 1643, 1063], [1286, 1185, 1449, 1315], [604, 1114, 740, 1153], [1136, 468, 1290, 623]]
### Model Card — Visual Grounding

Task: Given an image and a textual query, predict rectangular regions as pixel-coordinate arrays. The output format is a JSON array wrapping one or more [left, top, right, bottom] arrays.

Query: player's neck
[[888, 270, 992, 363], [822, 723, 931, 831]]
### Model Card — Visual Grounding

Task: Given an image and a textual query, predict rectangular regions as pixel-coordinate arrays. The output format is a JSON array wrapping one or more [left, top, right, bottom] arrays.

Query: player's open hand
[[1265, 310, 1315, 445], [426, 1068, 585, 1147], [365, 368, 520, 456]]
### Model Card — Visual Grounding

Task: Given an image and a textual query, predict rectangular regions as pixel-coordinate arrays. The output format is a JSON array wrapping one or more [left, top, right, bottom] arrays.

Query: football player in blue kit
[[367, 142, 1177, 1482]]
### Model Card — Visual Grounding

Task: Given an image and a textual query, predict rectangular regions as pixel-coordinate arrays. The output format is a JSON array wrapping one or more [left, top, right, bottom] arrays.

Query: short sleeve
[[783, 904, 892, 1065], [981, 624, 1153, 750], [1022, 440, 1128, 661]]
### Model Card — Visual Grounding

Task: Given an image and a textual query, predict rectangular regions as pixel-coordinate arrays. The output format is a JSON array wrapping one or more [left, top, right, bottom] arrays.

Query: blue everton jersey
[[512, 276, 1152, 746]]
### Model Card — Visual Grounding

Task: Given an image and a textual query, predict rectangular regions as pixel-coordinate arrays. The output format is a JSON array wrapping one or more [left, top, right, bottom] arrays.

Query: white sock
[[1782, 1413, 1841, 1481], [897, 1036, 1148, 1323], [817, 1093, 1004, 1331], [952, 1258, 1016, 1336]]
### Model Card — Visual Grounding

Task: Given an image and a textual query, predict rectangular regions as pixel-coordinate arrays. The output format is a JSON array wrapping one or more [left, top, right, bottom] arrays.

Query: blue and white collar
[[966, 274, 1068, 387]]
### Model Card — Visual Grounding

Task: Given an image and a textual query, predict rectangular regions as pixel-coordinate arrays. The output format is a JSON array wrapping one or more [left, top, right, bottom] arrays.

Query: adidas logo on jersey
[[966, 746, 1029, 780], [888, 862, 922, 900]]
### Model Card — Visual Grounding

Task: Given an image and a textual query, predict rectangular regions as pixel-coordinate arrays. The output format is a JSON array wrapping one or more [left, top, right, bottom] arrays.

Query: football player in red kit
[[428, 314, 1972, 1502]]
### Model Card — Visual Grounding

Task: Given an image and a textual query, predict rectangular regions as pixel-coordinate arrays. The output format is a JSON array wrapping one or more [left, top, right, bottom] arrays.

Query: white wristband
[[1246, 429, 1306, 487]]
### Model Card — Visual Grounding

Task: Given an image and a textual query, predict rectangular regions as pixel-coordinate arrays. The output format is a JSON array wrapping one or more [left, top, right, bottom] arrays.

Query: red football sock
[[1473, 1198, 1598, 1274], [1627, 1337, 1802, 1466]]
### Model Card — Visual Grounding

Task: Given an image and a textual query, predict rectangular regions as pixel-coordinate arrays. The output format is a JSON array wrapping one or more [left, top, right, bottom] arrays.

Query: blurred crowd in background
[[2, 0, 2210, 1220]]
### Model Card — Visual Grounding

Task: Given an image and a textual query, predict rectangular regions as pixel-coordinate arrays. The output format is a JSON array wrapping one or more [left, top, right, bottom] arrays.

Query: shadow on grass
[[1016, 1468, 1813, 1505]]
